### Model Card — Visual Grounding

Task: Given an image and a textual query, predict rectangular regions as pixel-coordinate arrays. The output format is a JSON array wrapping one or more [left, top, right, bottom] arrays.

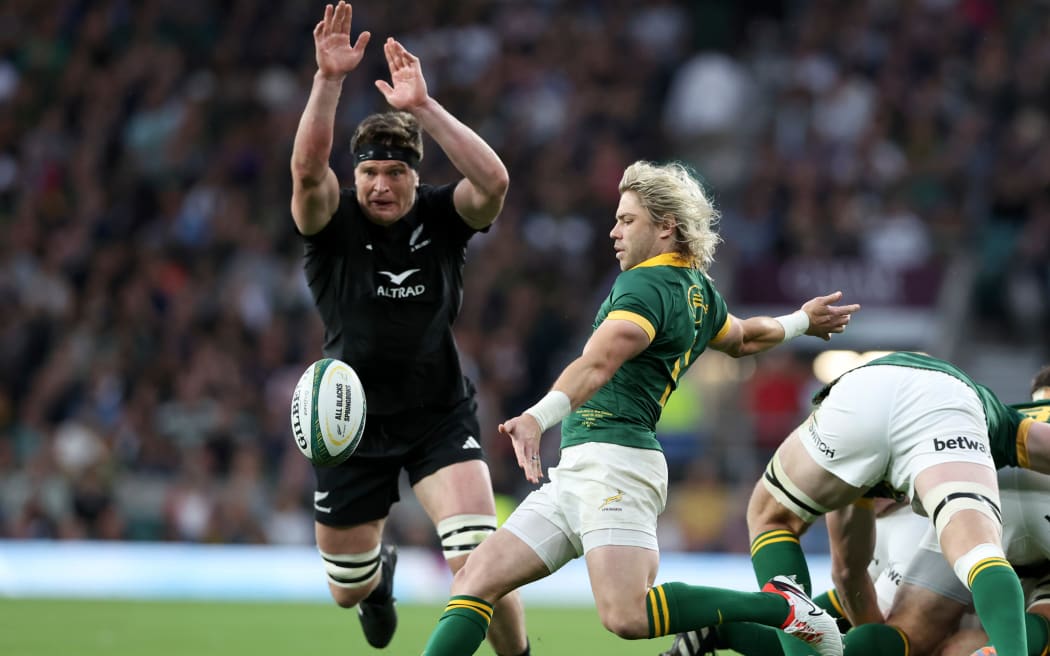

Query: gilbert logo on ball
[[290, 358, 367, 466]]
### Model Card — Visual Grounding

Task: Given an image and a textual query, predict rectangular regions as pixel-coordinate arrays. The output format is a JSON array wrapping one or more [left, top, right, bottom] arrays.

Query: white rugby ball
[[290, 358, 367, 467]]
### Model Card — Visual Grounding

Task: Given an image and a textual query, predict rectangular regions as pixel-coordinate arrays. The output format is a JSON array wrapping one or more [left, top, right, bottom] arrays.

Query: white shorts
[[870, 504, 930, 613], [801, 365, 994, 497], [502, 441, 668, 573], [998, 467, 1050, 565]]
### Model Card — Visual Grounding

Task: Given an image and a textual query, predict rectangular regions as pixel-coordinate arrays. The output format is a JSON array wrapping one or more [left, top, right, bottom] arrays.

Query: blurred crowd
[[0, 0, 1048, 553]]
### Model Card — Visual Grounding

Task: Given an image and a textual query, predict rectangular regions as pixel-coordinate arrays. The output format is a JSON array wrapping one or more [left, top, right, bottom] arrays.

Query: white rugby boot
[[762, 575, 843, 656]]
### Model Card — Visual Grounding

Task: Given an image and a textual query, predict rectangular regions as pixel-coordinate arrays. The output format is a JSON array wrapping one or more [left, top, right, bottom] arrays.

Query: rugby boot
[[358, 544, 398, 648], [659, 628, 719, 655], [763, 575, 843, 656]]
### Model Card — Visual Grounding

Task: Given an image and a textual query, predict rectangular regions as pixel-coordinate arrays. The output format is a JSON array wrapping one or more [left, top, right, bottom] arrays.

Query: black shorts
[[312, 394, 485, 527]]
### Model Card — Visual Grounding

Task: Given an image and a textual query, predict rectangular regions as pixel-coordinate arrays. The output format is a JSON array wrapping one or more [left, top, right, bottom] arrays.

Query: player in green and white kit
[[830, 364, 1050, 656], [557, 251, 730, 454], [740, 352, 1050, 656], [664, 365, 1050, 656], [419, 160, 860, 656]]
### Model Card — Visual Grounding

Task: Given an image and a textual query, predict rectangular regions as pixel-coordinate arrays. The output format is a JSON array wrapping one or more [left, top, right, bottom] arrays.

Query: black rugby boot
[[659, 628, 719, 656], [357, 544, 398, 648]]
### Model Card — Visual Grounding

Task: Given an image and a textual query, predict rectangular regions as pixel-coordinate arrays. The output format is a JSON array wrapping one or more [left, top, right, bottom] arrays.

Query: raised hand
[[313, 1, 371, 81], [802, 291, 861, 340], [499, 415, 545, 484], [374, 38, 429, 110]]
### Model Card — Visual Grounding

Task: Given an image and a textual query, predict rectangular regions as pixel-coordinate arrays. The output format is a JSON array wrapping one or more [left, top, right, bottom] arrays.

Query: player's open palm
[[499, 415, 545, 484], [313, 1, 370, 80], [375, 38, 428, 110], [802, 290, 861, 340]]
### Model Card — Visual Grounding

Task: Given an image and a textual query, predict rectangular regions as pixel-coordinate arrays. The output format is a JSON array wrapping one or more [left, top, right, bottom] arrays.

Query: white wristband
[[774, 310, 809, 342], [523, 390, 572, 432]]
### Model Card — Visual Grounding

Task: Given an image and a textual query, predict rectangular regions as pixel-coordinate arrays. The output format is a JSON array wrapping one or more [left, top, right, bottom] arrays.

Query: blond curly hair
[[618, 161, 720, 271]]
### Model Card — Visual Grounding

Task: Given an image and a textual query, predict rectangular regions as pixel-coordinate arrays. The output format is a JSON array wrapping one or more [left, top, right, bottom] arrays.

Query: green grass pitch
[[0, 598, 743, 655]]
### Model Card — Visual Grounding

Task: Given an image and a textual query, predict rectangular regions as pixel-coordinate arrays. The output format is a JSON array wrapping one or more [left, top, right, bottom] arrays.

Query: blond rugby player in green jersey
[[419, 160, 860, 656]]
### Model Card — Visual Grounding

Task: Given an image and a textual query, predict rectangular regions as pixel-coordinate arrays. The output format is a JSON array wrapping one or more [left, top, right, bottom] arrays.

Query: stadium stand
[[0, 1, 1046, 555]]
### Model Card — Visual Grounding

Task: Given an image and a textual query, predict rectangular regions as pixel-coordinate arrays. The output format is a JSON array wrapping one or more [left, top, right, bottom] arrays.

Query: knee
[[748, 501, 805, 532], [597, 607, 649, 640], [318, 545, 384, 609], [446, 535, 516, 601], [450, 562, 472, 590], [449, 558, 487, 596], [449, 556, 509, 603], [746, 489, 808, 536]]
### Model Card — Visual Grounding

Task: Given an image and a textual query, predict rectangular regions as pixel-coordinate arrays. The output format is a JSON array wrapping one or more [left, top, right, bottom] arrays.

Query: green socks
[[646, 582, 789, 638], [813, 589, 847, 620], [970, 560, 1027, 655], [841, 622, 909, 655], [717, 622, 796, 655], [1026, 612, 1050, 656], [421, 595, 493, 656], [751, 529, 812, 593]]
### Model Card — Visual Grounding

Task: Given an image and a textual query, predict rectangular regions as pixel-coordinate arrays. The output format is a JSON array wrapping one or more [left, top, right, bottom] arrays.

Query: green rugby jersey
[[560, 253, 730, 451], [814, 351, 1050, 469]]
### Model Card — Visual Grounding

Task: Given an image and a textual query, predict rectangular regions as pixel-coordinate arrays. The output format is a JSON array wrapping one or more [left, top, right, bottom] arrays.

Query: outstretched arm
[[291, 2, 371, 235], [375, 38, 509, 229], [710, 291, 861, 358], [499, 319, 650, 483]]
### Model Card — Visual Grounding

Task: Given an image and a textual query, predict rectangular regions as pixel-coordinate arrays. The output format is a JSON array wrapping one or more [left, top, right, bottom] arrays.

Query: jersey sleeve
[[420, 182, 478, 245], [1011, 402, 1050, 470], [300, 189, 355, 251], [1011, 400, 1050, 424], [704, 281, 730, 343], [604, 271, 665, 343]]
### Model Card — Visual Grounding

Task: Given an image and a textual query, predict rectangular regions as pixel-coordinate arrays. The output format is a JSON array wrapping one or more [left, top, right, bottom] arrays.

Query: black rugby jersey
[[301, 183, 478, 415]]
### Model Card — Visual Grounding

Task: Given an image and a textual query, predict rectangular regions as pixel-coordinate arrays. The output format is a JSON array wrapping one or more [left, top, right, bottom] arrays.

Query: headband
[[353, 143, 420, 169]]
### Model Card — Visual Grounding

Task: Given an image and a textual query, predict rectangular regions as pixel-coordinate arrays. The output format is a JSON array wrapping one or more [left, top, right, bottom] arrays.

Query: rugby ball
[[290, 358, 367, 466]]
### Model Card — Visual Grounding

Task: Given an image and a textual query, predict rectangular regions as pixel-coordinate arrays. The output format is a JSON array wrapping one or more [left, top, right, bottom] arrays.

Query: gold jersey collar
[[629, 252, 693, 270]]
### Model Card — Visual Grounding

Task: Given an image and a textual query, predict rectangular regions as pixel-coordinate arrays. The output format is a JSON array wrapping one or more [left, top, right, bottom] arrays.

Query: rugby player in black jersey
[[290, 3, 528, 653]]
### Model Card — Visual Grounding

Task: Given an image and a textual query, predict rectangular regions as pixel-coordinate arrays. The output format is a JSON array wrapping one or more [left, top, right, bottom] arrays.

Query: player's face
[[611, 190, 664, 271], [354, 161, 419, 226]]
